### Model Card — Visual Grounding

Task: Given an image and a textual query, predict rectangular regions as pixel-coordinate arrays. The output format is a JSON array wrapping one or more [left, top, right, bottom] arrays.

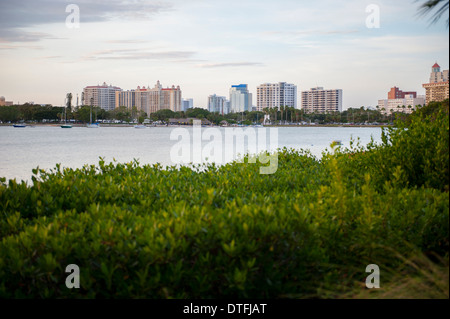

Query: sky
[[0, 0, 448, 110]]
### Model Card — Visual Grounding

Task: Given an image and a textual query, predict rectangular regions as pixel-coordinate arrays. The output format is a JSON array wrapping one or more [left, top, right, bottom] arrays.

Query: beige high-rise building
[[422, 63, 449, 104], [301, 87, 342, 113], [115, 81, 182, 115], [115, 90, 136, 110], [83, 82, 122, 111], [161, 85, 182, 112]]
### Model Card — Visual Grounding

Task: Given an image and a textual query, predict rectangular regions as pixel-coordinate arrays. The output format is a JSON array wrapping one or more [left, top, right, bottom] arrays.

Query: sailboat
[[61, 98, 72, 128], [87, 104, 99, 128]]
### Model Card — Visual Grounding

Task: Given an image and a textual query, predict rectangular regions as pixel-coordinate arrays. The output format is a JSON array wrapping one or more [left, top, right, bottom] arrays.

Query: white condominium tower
[[256, 82, 297, 111], [83, 82, 122, 111], [301, 87, 343, 113], [208, 94, 228, 114], [230, 84, 252, 113]]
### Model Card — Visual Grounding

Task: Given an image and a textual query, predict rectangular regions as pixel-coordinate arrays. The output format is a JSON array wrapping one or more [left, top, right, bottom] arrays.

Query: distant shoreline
[[0, 123, 392, 128]]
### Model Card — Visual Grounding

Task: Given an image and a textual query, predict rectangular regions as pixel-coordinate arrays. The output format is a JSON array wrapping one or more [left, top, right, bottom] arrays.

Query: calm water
[[0, 125, 383, 182]]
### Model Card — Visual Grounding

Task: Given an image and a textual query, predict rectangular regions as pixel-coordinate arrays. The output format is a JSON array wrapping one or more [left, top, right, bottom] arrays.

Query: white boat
[[134, 124, 146, 129]]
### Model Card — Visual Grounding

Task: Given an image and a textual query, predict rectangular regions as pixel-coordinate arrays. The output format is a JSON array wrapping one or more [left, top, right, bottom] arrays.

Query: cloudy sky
[[0, 0, 448, 109]]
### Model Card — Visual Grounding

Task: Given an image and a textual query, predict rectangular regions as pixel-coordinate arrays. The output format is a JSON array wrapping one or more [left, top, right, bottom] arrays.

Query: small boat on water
[[134, 124, 146, 129], [61, 124, 72, 128], [13, 124, 27, 128]]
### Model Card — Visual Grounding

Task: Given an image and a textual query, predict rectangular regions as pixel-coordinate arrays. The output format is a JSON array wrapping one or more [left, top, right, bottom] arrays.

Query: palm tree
[[273, 107, 279, 124], [417, 0, 449, 26]]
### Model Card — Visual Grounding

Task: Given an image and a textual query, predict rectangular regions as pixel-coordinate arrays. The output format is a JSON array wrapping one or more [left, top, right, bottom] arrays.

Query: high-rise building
[[224, 100, 231, 115], [230, 84, 252, 113], [161, 85, 182, 112], [422, 62, 449, 104], [83, 82, 121, 111], [181, 98, 193, 112], [208, 94, 227, 114], [136, 84, 158, 115], [115, 89, 136, 109], [115, 81, 182, 115], [256, 82, 297, 111], [301, 87, 342, 113]]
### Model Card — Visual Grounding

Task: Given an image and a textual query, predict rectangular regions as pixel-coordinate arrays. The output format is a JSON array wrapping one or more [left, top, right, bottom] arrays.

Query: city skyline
[[0, 0, 448, 109]]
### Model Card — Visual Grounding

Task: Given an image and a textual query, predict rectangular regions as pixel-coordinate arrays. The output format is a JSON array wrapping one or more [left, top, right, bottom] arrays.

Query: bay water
[[0, 125, 383, 183]]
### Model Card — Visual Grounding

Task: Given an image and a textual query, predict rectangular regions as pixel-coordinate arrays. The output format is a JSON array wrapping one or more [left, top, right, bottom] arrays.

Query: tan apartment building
[[115, 81, 182, 115], [301, 87, 342, 113], [83, 82, 122, 111], [422, 63, 449, 104]]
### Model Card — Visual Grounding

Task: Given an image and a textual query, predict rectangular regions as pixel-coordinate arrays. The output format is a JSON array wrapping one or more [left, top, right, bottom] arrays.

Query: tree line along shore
[[0, 103, 407, 126]]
